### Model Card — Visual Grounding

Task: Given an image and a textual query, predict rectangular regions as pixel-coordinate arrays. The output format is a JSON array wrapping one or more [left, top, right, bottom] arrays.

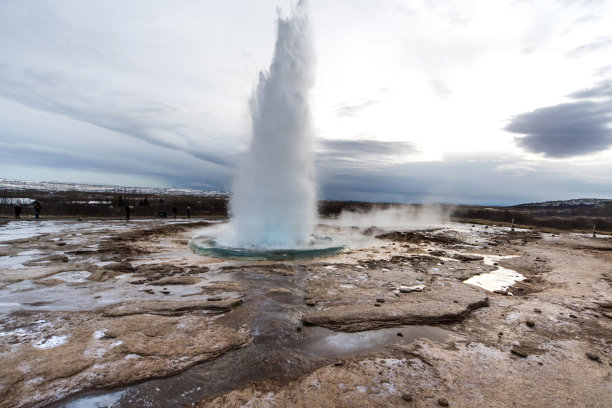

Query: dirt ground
[[0, 218, 610, 407]]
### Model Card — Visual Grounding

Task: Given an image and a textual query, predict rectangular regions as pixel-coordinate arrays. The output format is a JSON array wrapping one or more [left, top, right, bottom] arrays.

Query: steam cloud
[[326, 205, 451, 230], [219, 2, 317, 249]]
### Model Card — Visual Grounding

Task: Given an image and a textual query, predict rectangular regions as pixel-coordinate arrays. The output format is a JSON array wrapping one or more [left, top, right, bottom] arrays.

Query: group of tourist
[[13, 201, 193, 221]]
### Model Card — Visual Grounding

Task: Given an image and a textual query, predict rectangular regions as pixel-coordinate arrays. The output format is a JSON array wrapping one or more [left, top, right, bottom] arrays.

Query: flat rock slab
[[303, 284, 488, 332], [0, 312, 250, 408], [102, 298, 243, 317], [453, 254, 485, 262], [149, 276, 202, 285]]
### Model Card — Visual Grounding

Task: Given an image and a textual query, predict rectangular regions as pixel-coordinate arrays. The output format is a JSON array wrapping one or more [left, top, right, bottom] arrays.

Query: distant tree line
[[0, 188, 229, 218]]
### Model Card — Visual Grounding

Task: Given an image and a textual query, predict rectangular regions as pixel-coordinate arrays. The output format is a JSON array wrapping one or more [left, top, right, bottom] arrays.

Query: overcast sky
[[1, 0, 611, 205]]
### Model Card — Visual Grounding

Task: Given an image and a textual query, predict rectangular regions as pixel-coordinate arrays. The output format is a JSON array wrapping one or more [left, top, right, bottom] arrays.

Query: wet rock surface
[[303, 284, 489, 331], [1, 219, 611, 407], [0, 310, 249, 408], [102, 298, 243, 317]]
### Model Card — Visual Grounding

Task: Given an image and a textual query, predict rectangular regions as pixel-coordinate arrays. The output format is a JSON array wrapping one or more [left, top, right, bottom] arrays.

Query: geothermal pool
[[189, 234, 346, 260]]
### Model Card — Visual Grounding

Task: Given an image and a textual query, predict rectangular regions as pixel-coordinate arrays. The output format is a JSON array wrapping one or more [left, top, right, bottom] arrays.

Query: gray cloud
[[316, 138, 420, 164], [595, 65, 612, 77], [0, 139, 232, 192], [506, 80, 612, 158], [569, 80, 612, 99], [335, 100, 378, 117], [567, 36, 612, 58], [317, 154, 612, 205], [0, 68, 235, 168]]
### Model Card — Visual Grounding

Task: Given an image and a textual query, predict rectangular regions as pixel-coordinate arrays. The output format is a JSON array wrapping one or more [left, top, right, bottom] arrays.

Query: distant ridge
[[514, 198, 612, 208], [0, 178, 227, 197]]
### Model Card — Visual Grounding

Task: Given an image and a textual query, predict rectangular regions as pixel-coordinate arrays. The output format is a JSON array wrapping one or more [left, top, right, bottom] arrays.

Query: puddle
[[17, 250, 44, 256], [5, 280, 37, 292], [0, 254, 37, 269], [303, 325, 447, 356], [47, 271, 92, 283], [63, 390, 127, 408], [0, 278, 209, 317]]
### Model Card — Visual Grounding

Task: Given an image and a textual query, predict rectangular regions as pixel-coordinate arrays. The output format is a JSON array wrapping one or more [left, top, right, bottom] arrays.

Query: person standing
[[186, 206, 191, 219], [172, 207, 178, 219], [125, 204, 131, 221], [14, 205, 22, 219], [33, 201, 42, 219]]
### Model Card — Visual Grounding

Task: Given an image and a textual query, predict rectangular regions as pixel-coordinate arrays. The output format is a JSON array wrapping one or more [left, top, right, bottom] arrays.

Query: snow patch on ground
[[93, 330, 107, 339], [464, 266, 524, 292], [463, 254, 524, 292], [33, 335, 68, 349]]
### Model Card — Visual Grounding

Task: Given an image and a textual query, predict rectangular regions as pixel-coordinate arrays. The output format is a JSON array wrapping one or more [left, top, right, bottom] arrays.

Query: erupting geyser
[[218, 2, 317, 249], [192, 2, 344, 258]]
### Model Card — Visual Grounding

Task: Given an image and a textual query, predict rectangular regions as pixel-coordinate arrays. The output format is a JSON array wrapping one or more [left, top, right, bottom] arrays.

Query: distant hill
[[0, 178, 227, 197], [454, 198, 612, 233], [514, 198, 612, 209]]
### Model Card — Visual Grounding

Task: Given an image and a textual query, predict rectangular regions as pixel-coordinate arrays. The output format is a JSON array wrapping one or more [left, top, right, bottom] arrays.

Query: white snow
[[93, 330, 107, 339], [464, 265, 524, 292], [0, 327, 28, 337], [33, 335, 68, 349], [482, 254, 520, 266], [456, 254, 524, 292]]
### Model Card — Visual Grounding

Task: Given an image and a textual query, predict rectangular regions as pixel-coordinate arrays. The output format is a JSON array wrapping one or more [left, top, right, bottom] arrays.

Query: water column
[[220, 2, 317, 249]]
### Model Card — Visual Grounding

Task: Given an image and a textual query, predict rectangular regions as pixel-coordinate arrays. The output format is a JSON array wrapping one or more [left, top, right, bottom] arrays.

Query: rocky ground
[[0, 217, 610, 407]]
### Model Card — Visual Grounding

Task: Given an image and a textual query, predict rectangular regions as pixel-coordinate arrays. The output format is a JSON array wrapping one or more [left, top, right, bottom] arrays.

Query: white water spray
[[219, 2, 317, 249]]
